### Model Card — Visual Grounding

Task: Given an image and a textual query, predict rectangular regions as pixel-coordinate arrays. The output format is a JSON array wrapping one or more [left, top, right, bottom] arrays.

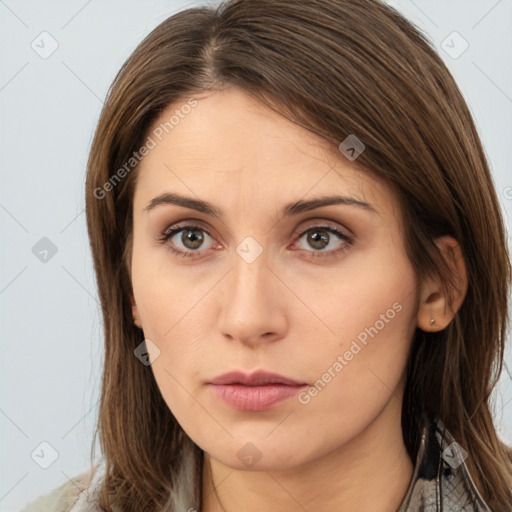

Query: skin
[[130, 87, 467, 512]]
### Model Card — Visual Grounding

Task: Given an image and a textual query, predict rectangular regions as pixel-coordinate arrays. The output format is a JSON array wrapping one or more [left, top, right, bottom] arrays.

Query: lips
[[208, 370, 307, 387], [207, 370, 308, 411]]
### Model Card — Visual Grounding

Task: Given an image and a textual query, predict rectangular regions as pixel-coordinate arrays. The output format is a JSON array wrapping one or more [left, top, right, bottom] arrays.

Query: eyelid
[[291, 219, 353, 239], [161, 217, 211, 235]]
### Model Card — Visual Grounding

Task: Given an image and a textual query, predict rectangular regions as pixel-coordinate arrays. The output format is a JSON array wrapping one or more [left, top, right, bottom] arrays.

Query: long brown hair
[[84, 0, 512, 510]]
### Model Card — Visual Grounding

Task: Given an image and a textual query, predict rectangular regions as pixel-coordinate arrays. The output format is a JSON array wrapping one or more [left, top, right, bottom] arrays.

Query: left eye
[[293, 226, 353, 257]]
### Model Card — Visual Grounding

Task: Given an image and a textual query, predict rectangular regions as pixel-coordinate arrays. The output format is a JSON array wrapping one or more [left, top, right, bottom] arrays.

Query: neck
[[201, 398, 414, 512]]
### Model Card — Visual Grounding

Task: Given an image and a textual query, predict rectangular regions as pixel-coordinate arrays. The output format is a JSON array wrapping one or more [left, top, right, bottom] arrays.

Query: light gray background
[[1, 0, 511, 510]]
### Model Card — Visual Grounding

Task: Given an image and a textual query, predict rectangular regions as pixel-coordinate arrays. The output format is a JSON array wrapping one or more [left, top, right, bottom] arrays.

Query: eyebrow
[[143, 192, 377, 217]]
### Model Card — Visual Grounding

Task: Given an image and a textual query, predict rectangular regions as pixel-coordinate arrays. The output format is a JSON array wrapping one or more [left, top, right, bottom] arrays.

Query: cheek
[[130, 253, 207, 413], [131, 237, 207, 340], [130, 242, 222, 381], [289, 238, 416, 349], [290, 244, 417, 396]]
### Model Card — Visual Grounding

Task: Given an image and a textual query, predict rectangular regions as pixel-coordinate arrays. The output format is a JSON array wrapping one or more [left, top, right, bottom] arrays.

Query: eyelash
[[157, 223, 354, 260]]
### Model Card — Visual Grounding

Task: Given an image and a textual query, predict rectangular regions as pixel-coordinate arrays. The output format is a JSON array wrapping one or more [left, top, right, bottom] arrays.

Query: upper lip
[[208, 370, 307, 386]]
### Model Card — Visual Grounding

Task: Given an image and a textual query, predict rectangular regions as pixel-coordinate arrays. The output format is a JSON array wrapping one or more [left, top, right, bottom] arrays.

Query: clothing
[[20, 418, 497, 512], [398, 418, 492, 511], [18, 466, 102, 512]]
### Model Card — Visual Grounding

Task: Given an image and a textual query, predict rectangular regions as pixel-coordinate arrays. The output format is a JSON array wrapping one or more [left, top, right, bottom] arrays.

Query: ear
[[130, 294, 143, 329], [417, 236, 468, 332]]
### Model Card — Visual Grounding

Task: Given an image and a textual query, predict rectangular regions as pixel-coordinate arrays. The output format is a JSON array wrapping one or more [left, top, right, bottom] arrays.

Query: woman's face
[[130, 86, 420, 470]]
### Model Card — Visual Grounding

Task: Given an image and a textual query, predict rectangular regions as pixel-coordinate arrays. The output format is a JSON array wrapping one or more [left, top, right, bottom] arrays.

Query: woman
[[21, 0, 512, 510]]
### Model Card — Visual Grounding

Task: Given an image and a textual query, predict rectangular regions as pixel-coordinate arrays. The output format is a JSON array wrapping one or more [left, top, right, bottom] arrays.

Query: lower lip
[[208, 383, 307, 411]]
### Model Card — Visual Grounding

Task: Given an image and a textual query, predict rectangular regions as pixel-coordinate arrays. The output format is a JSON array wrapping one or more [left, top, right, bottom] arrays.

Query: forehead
[[133, 87, 400, 221]]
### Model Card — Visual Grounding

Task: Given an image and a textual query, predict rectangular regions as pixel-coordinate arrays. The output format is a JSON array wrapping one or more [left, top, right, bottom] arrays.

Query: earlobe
[[416, 236, 468, 332], [130, 294, 143, 329]]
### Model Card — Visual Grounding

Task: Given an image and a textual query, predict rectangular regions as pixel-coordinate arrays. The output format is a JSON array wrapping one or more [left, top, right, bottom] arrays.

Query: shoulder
[[19, 470, 96, 512]]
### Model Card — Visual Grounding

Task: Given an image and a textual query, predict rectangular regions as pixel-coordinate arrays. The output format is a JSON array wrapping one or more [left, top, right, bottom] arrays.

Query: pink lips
[[207, 370, 308, 411]]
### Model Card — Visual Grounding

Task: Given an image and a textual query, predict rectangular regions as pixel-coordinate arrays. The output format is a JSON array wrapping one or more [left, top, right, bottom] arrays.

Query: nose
[[218, 248, 288, 347]]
